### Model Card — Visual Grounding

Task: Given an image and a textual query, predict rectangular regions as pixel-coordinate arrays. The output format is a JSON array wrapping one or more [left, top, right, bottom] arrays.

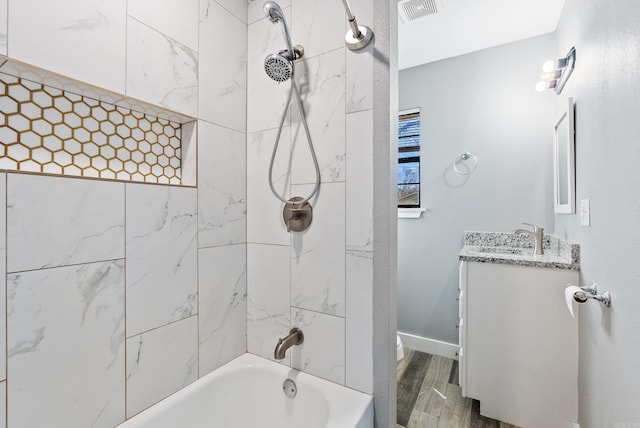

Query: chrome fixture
[[536, 47, 576, 94], [264, 2, 290, 40], [274, 328, 304, 360], [453, 152, 478, 175], [572, 283, 612, 307], [264, 54, 293, 82], [263, 1, 320, 233], [263, 1, 305, 81], [282, 378, 297, 398], [340, 0, 374, 51], [514, 223, 544, 255], [264, 45, 304, 82]]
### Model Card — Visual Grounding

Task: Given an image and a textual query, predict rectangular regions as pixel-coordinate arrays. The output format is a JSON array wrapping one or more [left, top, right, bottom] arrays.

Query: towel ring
[[453, 152, 478, 175]]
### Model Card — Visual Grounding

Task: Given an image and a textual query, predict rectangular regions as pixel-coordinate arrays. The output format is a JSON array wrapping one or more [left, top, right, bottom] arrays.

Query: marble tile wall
[[0, 0, 378, 425], [246, 0, 375, 394], [198, 120, 246, 247], [292, 307, 345, 384], [126, 18, 198, 117], [344, 0, 374, 114], [290, 49, 346, 184], [198, 245, 247, 375], [127, 0, 199, 51], [5, 0, 204, 118], [126, 316, 198, 417], [215, 0, 247, 23], [0, 169, 243, 426], [0, 0, 6, 56], [8, 0, 127, 94], [199, 0, 247, 132], [7, 174, 125, 272], [0, 384, 5, 428], [247, 127, 291, 246], [290, 182, 346, 316], [291, 0, 344, 59], [1, 174, 198, 426], [125, 184, 198, 337], [247, 243, 290, 363], [8, 260, 126, 428], [0, 1, 248, 427], [346, 251, 374, 393], [345, 108, 374, 394], [0, 174, 3, 425], [194, 0, 248, 387]]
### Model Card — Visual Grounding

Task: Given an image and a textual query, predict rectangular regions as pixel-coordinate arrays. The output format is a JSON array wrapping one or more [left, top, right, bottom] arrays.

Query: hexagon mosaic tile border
[[0, 73, 183, 185]]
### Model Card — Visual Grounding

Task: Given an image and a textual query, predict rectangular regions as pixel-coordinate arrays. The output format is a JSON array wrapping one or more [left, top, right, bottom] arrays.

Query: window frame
[[397, 108, 421, 209]]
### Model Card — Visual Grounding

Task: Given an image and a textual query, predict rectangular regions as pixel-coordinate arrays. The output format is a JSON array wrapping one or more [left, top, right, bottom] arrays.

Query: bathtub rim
[[117, 352, 374, 428]]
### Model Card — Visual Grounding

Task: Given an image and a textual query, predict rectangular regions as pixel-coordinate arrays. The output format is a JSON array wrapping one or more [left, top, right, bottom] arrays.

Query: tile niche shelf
[[0, 58, 196, 186]]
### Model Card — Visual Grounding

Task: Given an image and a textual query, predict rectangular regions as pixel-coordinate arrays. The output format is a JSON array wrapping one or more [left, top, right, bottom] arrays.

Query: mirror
[[554, 97, 576, 213]]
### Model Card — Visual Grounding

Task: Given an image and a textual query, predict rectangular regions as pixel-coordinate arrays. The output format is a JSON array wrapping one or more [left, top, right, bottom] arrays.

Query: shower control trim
[[283, 197, 313, 232]]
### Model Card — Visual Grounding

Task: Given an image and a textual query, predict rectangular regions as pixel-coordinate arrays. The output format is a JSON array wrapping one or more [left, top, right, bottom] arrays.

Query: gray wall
[[398, 35, 556, 344], [554, 1, 640, 426]]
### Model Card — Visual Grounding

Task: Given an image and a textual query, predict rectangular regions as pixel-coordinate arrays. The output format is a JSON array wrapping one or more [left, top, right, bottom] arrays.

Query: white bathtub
[[117, 353, 373, 428]]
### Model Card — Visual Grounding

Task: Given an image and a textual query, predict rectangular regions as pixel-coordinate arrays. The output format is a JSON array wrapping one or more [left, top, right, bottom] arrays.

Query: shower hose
[[268, 62, 321, 206]]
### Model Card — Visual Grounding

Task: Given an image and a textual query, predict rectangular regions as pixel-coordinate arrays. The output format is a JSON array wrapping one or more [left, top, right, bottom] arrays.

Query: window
[[398, 109, 421, 208]]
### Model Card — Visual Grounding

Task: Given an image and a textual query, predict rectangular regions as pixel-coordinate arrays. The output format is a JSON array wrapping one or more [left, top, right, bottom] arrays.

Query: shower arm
[[341, 0, 362, 38], [340, 0, 374, 51]]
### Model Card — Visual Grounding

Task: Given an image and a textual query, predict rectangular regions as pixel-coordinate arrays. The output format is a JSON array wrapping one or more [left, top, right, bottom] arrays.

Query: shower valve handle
[[283, 197, 313, 233]]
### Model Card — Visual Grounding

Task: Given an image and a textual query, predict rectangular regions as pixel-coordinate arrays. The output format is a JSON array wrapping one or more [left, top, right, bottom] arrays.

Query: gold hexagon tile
[[0, 73, 183, 185]]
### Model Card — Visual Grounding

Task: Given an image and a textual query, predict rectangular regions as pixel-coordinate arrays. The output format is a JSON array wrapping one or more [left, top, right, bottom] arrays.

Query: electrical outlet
[[580, 199, 591, 226]]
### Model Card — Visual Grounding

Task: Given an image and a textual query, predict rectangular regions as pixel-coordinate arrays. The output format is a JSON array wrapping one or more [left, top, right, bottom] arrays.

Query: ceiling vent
[[398, 0, 439, 23]]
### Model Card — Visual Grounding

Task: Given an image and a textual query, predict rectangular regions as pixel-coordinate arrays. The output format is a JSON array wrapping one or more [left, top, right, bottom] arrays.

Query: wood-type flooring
[[396, 349, 520, 428]]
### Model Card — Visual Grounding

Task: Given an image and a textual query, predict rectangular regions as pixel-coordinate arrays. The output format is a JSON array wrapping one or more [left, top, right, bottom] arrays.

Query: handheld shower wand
[[262, 2, 304, 82], [262, 1, 321, 233], [263, 2, 294, 54]]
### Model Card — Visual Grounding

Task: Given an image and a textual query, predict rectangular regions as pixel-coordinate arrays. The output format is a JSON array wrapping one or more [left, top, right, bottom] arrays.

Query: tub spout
[[274, 328, 304, 360]]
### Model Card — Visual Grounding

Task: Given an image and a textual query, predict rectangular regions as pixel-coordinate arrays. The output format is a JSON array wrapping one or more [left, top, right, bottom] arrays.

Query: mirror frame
[[553, 97, 576, 214]]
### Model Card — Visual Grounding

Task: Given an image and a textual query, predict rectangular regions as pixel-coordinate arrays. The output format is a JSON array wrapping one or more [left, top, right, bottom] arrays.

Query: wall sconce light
[[536, 47, 576, 94]]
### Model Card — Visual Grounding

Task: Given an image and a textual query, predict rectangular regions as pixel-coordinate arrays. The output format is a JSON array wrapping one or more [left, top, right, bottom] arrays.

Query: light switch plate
[[580, 199, 591, 226]]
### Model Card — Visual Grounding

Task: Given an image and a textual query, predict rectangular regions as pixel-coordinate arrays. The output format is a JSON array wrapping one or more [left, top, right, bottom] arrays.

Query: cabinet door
[[464, 262, 578, 428], [458, 261, 467, 396]]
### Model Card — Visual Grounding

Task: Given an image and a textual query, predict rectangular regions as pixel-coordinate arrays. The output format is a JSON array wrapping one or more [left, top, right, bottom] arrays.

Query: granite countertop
[[458, 231, 580, 270]]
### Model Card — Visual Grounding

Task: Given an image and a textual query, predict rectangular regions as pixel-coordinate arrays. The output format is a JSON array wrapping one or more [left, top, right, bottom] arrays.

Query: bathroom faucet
[[514, 223, 544, 255], [274, 328, 304, 360]]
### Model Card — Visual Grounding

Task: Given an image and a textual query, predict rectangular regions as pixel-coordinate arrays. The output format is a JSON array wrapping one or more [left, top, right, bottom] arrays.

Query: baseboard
[[397, 332, 459, 360], [573, 423, 580, 428]]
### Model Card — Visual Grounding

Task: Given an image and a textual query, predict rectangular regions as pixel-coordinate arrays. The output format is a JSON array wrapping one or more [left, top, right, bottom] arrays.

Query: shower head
[[263, 1, 300, 82], [264, 53, 293, 82], [263, 1, 295, 55], [264, 1, 285, 23]]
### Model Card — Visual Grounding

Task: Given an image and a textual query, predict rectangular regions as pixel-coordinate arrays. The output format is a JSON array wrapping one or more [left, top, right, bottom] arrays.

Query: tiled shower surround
[[0, 0, 377, 426], [245, 0, 375, 393], [0, 74, 183, 184]]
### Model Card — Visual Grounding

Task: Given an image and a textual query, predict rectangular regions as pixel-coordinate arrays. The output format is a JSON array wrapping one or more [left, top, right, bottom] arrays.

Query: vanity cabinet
[[458, 261, 579, 428]]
